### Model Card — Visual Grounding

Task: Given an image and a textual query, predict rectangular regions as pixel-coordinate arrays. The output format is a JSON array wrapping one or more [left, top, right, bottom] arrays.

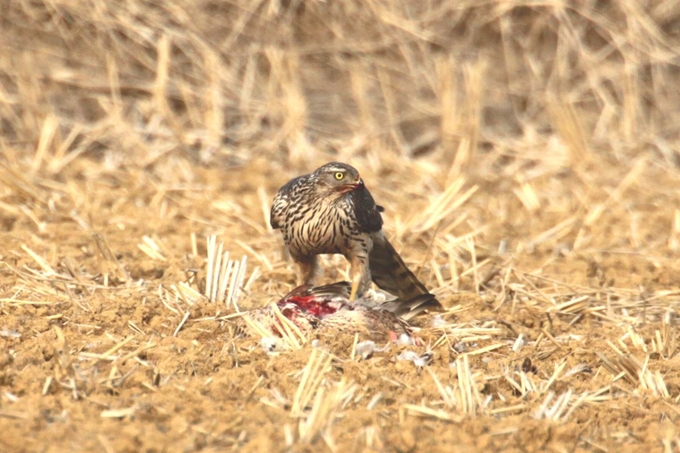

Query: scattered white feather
[[398, 350, 433, 367], [431, 315, 446, 328], [260, 337, 279, 352], [363, 288, 393, 303], [512, 333, 526, 352], [564, 363, 592, 377], [355, 340, 389, 359], [0, 329, 21, 338], [453, 342, 467, 353], [396, 333, 415, 345]]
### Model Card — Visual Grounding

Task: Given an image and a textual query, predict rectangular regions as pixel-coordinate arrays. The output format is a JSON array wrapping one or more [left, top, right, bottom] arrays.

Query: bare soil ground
[[2, 1, 680, 452]]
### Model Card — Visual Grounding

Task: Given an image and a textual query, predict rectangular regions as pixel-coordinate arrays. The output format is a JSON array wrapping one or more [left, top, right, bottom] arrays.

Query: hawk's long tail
[[369, 232, 444, 311], [379, 293, 442, 321]]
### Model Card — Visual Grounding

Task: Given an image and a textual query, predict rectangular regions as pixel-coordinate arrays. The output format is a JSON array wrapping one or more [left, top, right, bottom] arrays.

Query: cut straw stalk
[[269, 302, 306, 349], [205, 235, 248, 309], [400, 404, 462, 422], [426, 355, 486, 416], [291, 349, 332, 417], [137, 236, 167, 261], [92, 233, 129, 284], [21, 245, 56, 275], [298, 378, 356, 444]]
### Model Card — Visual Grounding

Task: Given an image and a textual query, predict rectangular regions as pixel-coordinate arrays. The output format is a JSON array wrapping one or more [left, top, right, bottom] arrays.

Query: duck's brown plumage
[[236, 282, 441, 341]]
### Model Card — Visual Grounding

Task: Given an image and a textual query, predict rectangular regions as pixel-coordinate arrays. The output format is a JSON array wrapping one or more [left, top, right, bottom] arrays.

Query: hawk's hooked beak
[[338, 178, 364, 193]]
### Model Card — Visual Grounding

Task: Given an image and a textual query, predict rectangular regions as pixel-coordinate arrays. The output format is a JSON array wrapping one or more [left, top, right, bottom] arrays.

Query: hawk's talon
[[349, 278, 360, 301]]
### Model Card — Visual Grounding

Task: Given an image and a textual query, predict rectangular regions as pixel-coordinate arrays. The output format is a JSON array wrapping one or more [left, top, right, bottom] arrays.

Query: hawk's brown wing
[[270, 175, 306, 230]]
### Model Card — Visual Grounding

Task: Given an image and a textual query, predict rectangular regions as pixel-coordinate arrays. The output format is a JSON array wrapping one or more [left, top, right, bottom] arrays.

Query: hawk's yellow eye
[[334, 172, 345, 180]]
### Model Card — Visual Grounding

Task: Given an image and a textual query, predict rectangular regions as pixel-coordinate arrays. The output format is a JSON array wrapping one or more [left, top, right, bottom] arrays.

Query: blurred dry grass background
[[3, 0, 680, 253], [3, 0, 679, 165], [2, 0, 680, 451]]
